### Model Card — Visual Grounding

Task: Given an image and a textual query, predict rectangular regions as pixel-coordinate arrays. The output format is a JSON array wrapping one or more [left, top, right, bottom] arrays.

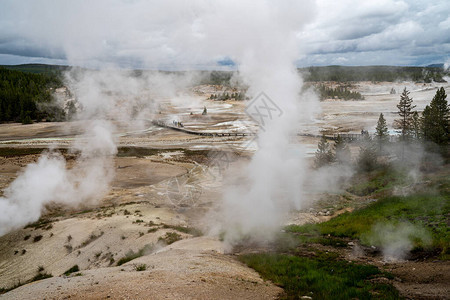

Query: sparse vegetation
[[63, 265, 80, 276], [134, 264, 147, 271], [64, 244, 73, 253], [158, 232, 182, 245], [31, 272, 53, 282], [161, 224, 203, 237], [117, 244, 154, 266], [0, 281, 23, 295], [31, 266, 52, 282], [24, 218, 53, 230], [78, 231, 104, 249], [33, 235, 43, 243]]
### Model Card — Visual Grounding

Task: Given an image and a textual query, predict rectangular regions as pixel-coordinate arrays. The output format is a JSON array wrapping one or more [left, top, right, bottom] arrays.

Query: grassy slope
[[287, 170, 449, 256], [239, 252, 399, 300], [239, 165, 449, 299]]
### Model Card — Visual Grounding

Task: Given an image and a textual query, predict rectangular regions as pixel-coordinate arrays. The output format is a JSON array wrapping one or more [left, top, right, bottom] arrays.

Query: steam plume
[[0, 120, 116, 236], [365, 221, 431, 261], [0, 1, 319, 238]]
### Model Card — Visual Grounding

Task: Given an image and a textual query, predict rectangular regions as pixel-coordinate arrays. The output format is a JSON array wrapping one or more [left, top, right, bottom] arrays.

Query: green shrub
[[63, 265, 80, 276], [158, 232, 182, 245], [117, 244, 153, 266], [134, 264, 147, 271]]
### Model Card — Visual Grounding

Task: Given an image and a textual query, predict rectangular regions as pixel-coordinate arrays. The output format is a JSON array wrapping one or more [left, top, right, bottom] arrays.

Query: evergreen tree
[[411, 111, 421, 139], [375, 113, 389, 152], [421, 87, 449, 145], [394, 88, 416, 141], [334, 134, 351, 164], [0, 67, 62, 122], [314, 135, 334, 168]]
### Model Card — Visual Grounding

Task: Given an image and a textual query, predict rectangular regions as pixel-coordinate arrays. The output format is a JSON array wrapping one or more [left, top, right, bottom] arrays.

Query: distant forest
[[314, 84, 364, 101], [301, 65, 447, 83], [0, 67, 64, 123], [0, 64, 448, 123], [189, 66, 448, 85]]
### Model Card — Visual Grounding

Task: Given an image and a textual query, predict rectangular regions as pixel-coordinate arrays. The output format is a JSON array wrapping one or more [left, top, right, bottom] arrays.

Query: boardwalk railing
[[153, 120, 397, 142], [152, 120, 256, 137]]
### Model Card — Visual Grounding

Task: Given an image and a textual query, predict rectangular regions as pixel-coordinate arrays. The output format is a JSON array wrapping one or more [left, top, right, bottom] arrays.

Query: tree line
[[302, 66, 447, 83], [315, 87, 449, 170], [0, 67, 64, 123], [209, 92, 246, 101], [315, 84, 364, 101]]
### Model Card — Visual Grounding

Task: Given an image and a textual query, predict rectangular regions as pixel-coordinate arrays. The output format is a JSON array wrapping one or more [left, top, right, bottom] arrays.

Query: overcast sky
[[0, 0, 449, 68]]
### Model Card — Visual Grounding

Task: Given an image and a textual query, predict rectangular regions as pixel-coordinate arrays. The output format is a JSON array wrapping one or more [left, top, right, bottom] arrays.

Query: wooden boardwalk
[[152, 120, 256, 137], [152, 120, 396, 142]]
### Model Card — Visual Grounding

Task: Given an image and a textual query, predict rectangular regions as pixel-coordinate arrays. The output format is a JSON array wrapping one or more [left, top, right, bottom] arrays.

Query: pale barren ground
[[0, 81, 449, 299]]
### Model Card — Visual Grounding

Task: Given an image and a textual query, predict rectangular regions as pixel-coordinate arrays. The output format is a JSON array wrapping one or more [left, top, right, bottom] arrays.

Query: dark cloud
[[0, 0, 448, 67]]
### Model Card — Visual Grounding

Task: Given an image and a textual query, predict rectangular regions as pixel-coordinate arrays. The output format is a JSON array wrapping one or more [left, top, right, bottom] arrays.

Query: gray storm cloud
[[1, 0, 449, 66]]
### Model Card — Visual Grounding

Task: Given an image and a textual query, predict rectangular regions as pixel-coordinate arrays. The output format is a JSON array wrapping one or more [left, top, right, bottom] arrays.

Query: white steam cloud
[[209, 1, 318, 244], [0, 120, 116, 236], [0, 0, 319, 237], [365, 221, 431, 261]]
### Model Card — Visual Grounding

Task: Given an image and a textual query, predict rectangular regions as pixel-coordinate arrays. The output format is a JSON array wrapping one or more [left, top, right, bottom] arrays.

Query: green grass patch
[[239, 252, 399, 300], [346, 167, 407, 196], [287, 192, 449, 257]]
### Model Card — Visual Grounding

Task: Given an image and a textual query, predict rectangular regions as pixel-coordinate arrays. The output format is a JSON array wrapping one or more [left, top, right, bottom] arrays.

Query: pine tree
[[357, 133, 378, 172], [421, 87, 449, 145], [411, 111, 421, 139], [334, 134, 351, 164], [394, 88, 416, 141], [375, 113, 389, 153], [314, 135, 334, 168]]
